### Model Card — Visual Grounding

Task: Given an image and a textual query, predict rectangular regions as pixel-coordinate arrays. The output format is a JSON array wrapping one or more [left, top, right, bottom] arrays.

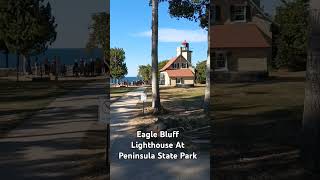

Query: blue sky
[[261, 0, 280, 15], [111, 0, 208, 77]]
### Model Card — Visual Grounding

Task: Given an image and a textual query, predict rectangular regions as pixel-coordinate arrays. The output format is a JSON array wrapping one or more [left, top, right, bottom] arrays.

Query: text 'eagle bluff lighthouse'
[[160, 40, 195, 87]]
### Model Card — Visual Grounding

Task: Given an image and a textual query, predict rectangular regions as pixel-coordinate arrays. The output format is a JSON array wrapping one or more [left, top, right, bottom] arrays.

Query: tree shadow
[[212, 105, 306, 180]]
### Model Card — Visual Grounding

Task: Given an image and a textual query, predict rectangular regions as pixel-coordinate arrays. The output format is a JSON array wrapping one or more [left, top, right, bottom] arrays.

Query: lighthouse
[[176, 40, 192, 64]]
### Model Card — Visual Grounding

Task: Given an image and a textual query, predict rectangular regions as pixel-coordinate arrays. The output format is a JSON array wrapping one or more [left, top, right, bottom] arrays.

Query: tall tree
[[195, 60, 206, 84], [138, 60, 168, 84], [302, 0, 320, 172], [110, 48, 128, 80], [138, 64, 152, 83], [151, 0, 161, 113], [166, 0, 210, 112], [87, 12, 110, 76], [158, 60, 169, 71], [158, 59, 169, 77], [0, 0, 56, 81], [0, 0, 9, 68], [274, 0, 309, 71], [0, 41, 9, 68]]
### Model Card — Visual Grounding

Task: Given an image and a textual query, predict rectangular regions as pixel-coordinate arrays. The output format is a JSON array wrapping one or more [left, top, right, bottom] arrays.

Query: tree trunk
[[22, 55, 26, 75], [27, 56, 31, 75], [302, 0, 320, 172], [203, 28, 210, 113], [5, 50, 9, 68], [16, 54, 20, 82], [203, 2, 212, 113], [151, 0, 160, 113]]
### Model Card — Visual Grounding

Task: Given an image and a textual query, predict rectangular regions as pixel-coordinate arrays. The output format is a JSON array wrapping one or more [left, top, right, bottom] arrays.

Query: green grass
[[0, 80, 90, 136], [211, 73, 306, 179], [145, 85, 205, 112], [110, 87, 136, 99]]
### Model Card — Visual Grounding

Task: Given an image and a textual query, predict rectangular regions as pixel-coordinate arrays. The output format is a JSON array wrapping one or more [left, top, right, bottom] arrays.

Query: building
[[211, 0, 272, 81], [160, 41, 195, 86]]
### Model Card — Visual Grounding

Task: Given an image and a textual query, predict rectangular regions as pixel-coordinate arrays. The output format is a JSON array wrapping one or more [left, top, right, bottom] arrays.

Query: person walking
[[73, 59, 79, 77]]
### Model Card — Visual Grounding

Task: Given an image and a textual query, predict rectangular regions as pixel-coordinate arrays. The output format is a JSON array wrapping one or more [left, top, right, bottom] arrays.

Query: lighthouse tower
[[176, 40, 192, 64]]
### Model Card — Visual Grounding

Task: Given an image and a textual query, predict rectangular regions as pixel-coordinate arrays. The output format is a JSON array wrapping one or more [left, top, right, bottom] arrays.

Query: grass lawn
[[145, 85, 205, 112], [0, 80, 90, 136], [134, 85, 210, 134], [211, 72, 307, 179], [110, 87, 137, 100]]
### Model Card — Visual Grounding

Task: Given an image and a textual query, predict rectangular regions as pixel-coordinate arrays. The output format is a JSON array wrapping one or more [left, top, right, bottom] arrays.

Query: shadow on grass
[[212, 105, 306, 180], [220, 76, 306, 89]]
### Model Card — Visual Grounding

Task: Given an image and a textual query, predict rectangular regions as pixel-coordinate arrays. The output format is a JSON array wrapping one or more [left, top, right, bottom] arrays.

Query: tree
[[0, 40, 9, 68], [110, 48, 128, 80], [302, 0, 320, 173], [151, 0, 161, 113], [87, 12, 110, 76], [0, 0, 57, 81], [166, 0, 210, 112], [158, 60, 169, 71], [138, 60, 168, 83], [195, 60, 206, 84], [274, 0, 309, 71], [138, 64, 151, 83], [0, 0, 9, 68], [158, 59, 169, 76]]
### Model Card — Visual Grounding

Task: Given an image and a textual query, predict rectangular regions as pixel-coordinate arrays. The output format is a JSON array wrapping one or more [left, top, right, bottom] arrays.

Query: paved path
[[0, 82, 107, 180], [110, 88, 210, 180]]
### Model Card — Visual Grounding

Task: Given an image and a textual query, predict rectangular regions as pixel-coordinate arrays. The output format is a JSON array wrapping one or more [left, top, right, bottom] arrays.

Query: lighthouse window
[[182, 63, 186, 68]]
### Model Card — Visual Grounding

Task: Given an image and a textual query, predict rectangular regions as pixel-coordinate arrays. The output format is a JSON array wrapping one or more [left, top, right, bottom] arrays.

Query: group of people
[[72, 58, 104, 77], [43, 57, 67, 77], [113, 80, 144, 87], [29, 56, 105, 78]]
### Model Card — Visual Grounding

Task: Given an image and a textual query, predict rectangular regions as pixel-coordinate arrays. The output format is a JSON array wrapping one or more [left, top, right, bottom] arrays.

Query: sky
[[47, 0, 108, 48], [111, 0, 280, 77], [43, 0, 280, 77], [111, 0, 208, 77], [261, 0, 281, 15]]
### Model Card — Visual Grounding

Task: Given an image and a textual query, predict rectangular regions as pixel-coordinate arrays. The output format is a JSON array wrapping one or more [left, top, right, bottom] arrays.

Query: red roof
[[160, 56, 178, 71], [182, 40, 188, 45], [211, 24, 270, 48], [166, 69, 194, 78]]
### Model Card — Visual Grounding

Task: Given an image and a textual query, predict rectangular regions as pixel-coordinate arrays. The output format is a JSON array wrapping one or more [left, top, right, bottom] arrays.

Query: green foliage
[[0, 40, 6, 52], [138, 60, 169, 82], [138, 64, 152, 82], [195, 60, 206, 84], [149, 0, 209, 29], [273, 0, 309, 71], [0, 0, 56, 75], [158, 60, 169, 71], [167, 0, 209, 29], [0, 0, 57, 56], [87, 12, 110, 70], [0, 0, 8, 52], [158, 59, 169, 77], [110, 48, 128, 79]]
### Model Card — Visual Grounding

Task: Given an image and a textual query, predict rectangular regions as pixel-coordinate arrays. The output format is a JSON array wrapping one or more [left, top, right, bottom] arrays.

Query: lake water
[[0, 48, 103, 68], [111, 77, 140, 84]]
